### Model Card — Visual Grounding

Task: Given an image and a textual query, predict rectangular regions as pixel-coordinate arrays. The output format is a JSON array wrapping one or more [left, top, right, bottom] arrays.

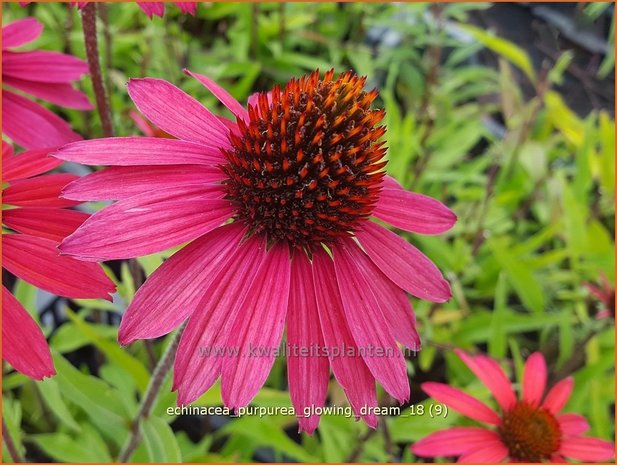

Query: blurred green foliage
[[3, 2, 615, 462]]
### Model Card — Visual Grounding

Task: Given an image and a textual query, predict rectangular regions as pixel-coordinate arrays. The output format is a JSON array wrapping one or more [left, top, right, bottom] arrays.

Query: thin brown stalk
[[81, 3, 114, 137], [2, 418, 23, 463]]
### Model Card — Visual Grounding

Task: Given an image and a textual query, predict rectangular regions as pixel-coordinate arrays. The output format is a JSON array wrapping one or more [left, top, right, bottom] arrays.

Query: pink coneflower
[[2, 17, 91, 149], [137, 2, 198, 17], [55, 69, 456, 432], [2, 142, 115, 380], [585, 274, 615, 319], [412, 350, 614, 463]]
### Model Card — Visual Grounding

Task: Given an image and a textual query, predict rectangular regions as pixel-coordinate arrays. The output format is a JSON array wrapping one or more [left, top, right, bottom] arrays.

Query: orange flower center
[[499, 401, 561, 462], [222, 69, 387, 250]]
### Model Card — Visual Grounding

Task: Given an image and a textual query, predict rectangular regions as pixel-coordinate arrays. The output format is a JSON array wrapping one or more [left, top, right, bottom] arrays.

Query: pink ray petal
[[355, 221, 451, 302], [2, 234, 115, 299], [312, 249, 378, 428], [3, 207, 88, 242], [3, 17, 43, 50], [332, 239, 410, 402], [60, 185, 233, 261], [3, 90, 81, 149], [2, 18, 43, 50], [373, 176, 457, 235], [136, 2, 165, 17], [542, 377, 573, 415], [4, 76, 92, 110], [221, 243, 291, 409], [457, 442, 509, 463], [3, 173, 80, 208], [2, 286, 55, 380], [3, 50, 89, 83], [62, 165, 225, 201], [3, 141, 14, 158], [412, 427, 503, 457], [558, 413, 590, 436], [2, 147, 62, 182], [358, 251, 421, 351], [175, 2, 197, 14], [455, 349, 516, 411], [522, 352, 547, 407], [127, 78, 230, 147], [118, 223, 245, 345], [184, 69, 249, 121], [174, 236, 267, 404], [54, 137, 224, 166], [287, 252, 329, 434], [422, 382, 501, 425], [559, 437, 615, 462]]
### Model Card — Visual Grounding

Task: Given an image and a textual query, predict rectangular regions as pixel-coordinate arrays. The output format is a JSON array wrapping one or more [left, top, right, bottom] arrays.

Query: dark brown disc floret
[[222, 69, 387, 249]]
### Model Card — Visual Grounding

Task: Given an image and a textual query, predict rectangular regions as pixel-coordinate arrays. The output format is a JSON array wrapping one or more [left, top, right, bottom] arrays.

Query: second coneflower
[[55, 69, 456, 432]]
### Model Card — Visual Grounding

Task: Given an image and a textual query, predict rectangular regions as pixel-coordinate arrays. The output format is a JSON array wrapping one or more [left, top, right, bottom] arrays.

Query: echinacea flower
[[55, 69, 456, 432], [2, 17, 91, 149], [412, 350, 614, 463], [137, 2, 198, 17], [2, 142, 116, 380], [585, 274, 615, 319]]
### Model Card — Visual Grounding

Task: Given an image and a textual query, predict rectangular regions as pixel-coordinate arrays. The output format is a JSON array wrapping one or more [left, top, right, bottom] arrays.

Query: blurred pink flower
[[2, 17, 91, 149], [54, 69, 456, 432], [412, 350, 614, 463], [2, 142, 116, 380], [585, 274, 615, 319], [137, 2, 198, 17]]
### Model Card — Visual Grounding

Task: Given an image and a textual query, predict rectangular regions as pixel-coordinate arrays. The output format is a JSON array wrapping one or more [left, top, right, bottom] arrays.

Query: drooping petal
[[357, 252, 421, 351], [3, 90, 81, 149], [286, 253, 329, 434], [62, 165, 225, 201], [127, 78, 230, 147], [558, 413, 590, 436], [542, 377, 573, 415], [185, 69, 249, 121], [137, 2, 165, 17], [312, 249, 378, 428], [2, 286, 55, 380], [175, 2, 197, 14], [221, 243, 291, 410], [522, 352, 547, 407], [454, 349, 517, 412], [60, 185, 232, 261], [2, 17, 43, 50], [3, 173, 80, 208], [412, 427, 503, 457], [2, 147, 62, 182], [3, 50, 89, 83], [54, 137, 225, 166], [3, 207, 88, 242], [373, 176, 457, 235], [355, 221, 451, 302], [4, 76, 92, 110], [422, 382, 501, 425], [118, 223, 245, 345], [457, 443, 509, 464], [2, 234, 115, 299], [332, 239, 410, 402], [174, 237, 267, 404], [559, 437, 615, 462]]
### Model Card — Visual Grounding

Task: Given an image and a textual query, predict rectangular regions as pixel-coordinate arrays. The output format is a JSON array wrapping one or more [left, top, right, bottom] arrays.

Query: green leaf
[[65, 308, 150, 393], [140, 416, 182, 463], [458, 23, 536, 82], [29, 425, 112, 463], [36, 378, 81, 432], [488, 237, 544, 312]]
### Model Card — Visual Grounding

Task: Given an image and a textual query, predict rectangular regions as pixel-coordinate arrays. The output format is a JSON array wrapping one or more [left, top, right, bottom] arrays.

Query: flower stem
[[81, 3, 114, 137], [2, 417, 24, 463], [116, 325, 185, 463]]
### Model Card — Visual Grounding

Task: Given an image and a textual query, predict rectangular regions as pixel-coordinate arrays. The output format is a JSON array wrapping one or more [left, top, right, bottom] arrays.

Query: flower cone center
[[223, 69, 387, 249], [499, 401, 561, 462]]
